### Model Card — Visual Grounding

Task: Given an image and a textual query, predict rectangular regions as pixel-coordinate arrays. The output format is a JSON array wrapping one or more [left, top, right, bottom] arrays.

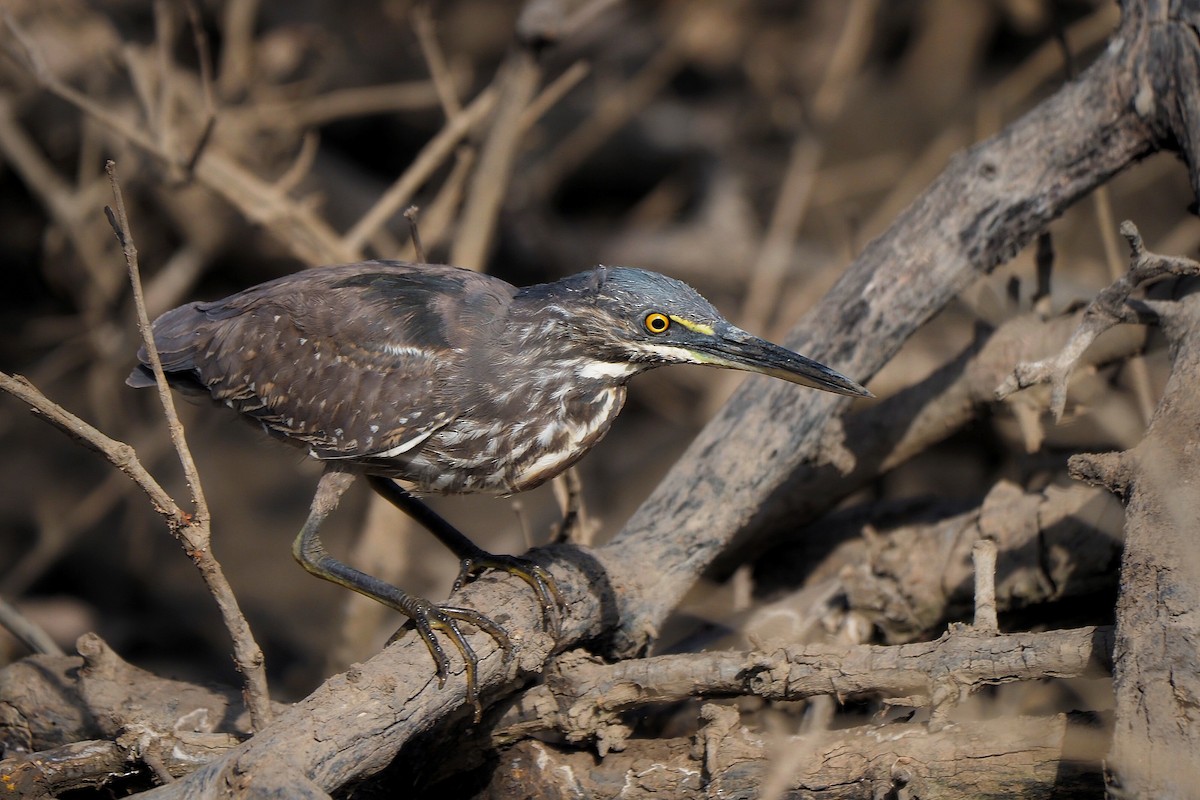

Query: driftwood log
[[2, 0, 1200, 797]]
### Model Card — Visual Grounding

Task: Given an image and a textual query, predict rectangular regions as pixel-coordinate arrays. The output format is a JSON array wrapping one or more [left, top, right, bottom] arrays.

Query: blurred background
[[0, 0, 1190, 713]]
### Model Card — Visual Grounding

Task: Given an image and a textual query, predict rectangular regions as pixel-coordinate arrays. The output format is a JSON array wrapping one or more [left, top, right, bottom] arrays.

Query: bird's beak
[[688, 323, 873, 398]]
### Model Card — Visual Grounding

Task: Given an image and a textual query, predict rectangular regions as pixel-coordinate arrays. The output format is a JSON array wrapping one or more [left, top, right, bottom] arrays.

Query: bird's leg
[[294, 470, 510, 720], [366, 475, 563, 636]]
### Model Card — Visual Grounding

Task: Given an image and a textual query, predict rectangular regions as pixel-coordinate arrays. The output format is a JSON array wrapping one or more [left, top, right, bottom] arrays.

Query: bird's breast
[[506, 385, 625, 491], [408, 383, 627, 494]]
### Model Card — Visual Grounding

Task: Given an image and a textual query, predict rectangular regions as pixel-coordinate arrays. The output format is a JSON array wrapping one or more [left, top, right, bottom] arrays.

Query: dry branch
[[599, 0, 1186, 659], [0, 10, 353, 267], [0, 372, 180, 520], [0, 634, 258, 795], [491, 626, 1111, 754], [1053, 233, 1200, 797], [450, 47, 541, 270], [823, 481, 1123, 643], [487, 711, 1106, 800], [714, 302, 1143, 575], [0, 364, 271, 731], [105, 161, 270, 731], [996, 221, 1200, 418]]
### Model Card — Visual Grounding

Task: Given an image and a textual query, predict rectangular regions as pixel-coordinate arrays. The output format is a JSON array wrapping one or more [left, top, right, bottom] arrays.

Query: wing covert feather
[[140, 262, 516, 459]]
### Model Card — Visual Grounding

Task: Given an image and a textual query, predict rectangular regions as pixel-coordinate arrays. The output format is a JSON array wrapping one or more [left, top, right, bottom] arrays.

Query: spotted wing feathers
[[128, 262, 515, 461]]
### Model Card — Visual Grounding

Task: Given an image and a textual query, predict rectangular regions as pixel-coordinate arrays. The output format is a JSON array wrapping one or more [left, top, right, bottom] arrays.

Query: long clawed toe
[[359, 478, 565, 717], [453, 553, 565, 637], [393, 599, 513, 722]]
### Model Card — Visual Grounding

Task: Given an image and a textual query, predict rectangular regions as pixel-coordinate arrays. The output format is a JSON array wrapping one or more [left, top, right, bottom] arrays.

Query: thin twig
[[342, 87, 498, 254], [240, 82, 446, 131], [181, 0, 218, 176], [105, 162, 208, 523], [0, 371, 182, 520], [1093, 187, 1155, 424], [273, 130, 320, 195], [0, 594, 64, 655], [152, 0, 180, 172], [216, 0, 259, 99], [451, 48, 541, 270], [412, 3, 461, 118], [531, 32, 687, 200], [404, 205, 426, 263], [2, 11, 351, 266], [741, 0, 876, 336], [105, 160, 273, 730], [517, 60, 590, 132], [550, 467, 591, 545], [1033, 230, 1054, 308], [394, 145, 476, 261]]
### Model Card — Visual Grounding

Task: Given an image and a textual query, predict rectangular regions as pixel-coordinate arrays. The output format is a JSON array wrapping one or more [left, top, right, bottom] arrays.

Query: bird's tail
[[126, 302, 210, 390]]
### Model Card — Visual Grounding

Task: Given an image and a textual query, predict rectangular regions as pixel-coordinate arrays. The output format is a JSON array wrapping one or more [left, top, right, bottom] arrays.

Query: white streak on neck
[[576, 361, 638, 380]]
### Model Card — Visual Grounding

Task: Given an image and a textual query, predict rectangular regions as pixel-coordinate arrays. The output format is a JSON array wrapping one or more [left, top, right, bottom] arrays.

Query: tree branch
[[600, 0, 1173, 657]]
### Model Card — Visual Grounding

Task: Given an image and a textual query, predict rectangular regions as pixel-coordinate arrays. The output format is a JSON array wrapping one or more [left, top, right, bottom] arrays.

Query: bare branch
[[996, 220, 1200, 419], [106, 161, 272, 731], [180, 0, 218, 176], [451, 48, 541, 270], [1, 11, 352, 266], [971, 538, 999, 634], [0, 595, 63, 656], [411, 4, 462, 118], [0, 371, 183, 522], [403, 205, 426, 263], [505, 627, 1111, 751], [105, 162, 208, 525], [342, 87, 498, 254]]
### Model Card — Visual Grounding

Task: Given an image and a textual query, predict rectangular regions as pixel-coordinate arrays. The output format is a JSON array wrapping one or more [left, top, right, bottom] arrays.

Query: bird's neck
[[497, 301, 645, 388]]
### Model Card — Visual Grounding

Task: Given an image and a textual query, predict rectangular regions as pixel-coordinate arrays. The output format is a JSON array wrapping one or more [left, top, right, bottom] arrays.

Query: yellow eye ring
[[644, 312, 670, 334]]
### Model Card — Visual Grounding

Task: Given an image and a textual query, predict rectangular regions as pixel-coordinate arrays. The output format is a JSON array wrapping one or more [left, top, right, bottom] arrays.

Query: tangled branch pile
[[2, 1, 1199, 797]]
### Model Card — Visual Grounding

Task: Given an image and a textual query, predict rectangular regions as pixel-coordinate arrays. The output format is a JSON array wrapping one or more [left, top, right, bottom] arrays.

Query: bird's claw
[[390, 598, 512, 722], [453, 553, 564, 637]]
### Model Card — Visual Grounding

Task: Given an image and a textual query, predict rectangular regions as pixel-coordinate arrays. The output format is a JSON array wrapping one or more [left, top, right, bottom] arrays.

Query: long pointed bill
[[689, 323, 873, 398]]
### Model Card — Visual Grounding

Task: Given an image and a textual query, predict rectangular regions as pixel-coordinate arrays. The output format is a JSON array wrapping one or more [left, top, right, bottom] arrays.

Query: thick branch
[[599, 0, 1171, 657], [714, 304, 1142, 576], [494, 626, 1111, 753], [1092, 263, 1200, 797], [133, 546, 607, 799], [0, 633, 257, 790], [488, 712, 1106, 800]]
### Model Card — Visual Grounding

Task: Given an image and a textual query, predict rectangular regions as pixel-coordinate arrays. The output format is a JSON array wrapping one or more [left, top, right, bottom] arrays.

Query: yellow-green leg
[[293, 469, 510, 721], [365, 475, 563, 635]]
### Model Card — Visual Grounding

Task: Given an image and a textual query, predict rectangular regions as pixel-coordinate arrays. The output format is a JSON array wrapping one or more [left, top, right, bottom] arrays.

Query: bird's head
[[518, 266, 872, 398]]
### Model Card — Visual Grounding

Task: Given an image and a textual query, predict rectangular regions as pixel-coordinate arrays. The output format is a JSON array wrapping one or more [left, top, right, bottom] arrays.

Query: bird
[[128, 261, 871, 716]]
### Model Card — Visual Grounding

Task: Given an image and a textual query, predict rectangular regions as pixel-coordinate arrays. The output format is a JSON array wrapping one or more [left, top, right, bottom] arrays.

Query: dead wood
[[714, 302, 1143, 577], [483, 709, 1107, 800], [0, 633, 259, 794], [600, 0, 1187, 658], [2, 1, 1199, 796], [827, 480, 1123, 643], [489, 626, 1112, 754], [1040, 233, 1200, 796]]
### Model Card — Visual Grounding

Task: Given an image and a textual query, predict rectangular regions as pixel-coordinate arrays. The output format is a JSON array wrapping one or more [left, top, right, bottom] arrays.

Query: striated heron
[[129, 261, 870, 715]]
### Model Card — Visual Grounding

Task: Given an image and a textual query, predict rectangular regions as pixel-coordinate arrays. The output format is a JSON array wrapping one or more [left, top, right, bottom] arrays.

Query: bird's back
[[129, 262, 518, 464]]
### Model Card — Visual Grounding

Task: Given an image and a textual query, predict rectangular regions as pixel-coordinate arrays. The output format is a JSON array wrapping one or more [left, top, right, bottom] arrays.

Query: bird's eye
[[644, 312, 670, 334]]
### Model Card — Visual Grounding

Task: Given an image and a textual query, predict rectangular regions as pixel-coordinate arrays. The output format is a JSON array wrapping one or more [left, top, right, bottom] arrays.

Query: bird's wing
[[139, 262, 516, 460]]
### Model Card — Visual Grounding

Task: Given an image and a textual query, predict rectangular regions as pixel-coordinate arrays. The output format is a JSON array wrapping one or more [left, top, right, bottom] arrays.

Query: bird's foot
[[452, 552, 564, 637], [387, 597, 511, 722]]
